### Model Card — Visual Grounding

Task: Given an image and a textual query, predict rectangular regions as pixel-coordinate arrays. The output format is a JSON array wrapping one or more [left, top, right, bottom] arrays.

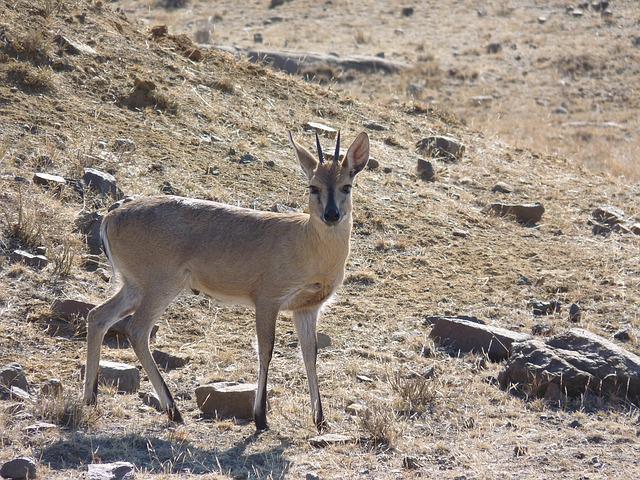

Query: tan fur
[[83, 131, 370, 431]]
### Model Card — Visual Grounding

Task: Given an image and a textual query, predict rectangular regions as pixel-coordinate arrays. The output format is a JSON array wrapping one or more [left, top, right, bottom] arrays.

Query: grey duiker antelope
[[83, 130, 370, 431]]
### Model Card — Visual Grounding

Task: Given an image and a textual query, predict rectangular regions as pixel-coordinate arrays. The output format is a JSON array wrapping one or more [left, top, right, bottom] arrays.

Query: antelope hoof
[[167, 405, 184, 424]]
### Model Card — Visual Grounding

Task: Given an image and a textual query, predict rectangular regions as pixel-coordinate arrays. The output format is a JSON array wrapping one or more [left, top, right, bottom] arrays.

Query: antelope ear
[[289, 131, 318, 180], [344, 132, 369, 177]]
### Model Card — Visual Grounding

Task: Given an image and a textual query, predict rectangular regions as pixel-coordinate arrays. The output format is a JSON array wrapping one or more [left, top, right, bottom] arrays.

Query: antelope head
[[289, 130, 370, 226]]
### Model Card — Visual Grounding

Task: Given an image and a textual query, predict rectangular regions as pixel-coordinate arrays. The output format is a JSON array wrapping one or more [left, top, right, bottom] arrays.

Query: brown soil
[[0, 1, 639, 479]]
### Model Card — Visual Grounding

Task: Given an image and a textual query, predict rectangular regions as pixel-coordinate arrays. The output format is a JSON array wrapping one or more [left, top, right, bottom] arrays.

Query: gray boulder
[[483, 202, 545, 224], [87, 462, 134, 480], [195, 382, 256, 419], [81, 361, 140, 394], [152, 350, 190, 371], [0, 457, 37, 479], [499, 328, 640, 401], [83, 168, 123, 200], [416, 136, 465, 162], [0, 363, 29, 392], [429, 317, 530, 361]]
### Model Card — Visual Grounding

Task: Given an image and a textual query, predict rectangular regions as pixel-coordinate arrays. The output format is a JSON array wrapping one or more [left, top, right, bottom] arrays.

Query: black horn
[[315, 130, 324, 164], [333, 130, 341, 163]]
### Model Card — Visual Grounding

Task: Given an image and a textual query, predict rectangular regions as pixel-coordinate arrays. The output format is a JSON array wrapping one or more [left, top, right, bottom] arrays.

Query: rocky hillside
[[0, 0, 639, 478]]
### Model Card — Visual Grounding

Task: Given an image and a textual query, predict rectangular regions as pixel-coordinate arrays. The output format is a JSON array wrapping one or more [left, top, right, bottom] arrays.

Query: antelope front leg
[[254, 303, 279, 431], [293, 307, 326, 432]]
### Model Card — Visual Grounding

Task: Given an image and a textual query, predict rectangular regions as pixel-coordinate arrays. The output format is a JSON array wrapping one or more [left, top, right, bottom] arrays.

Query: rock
[[40, 379, 63, 397], [269, 0, 291, 8], [423, 315, 485, 326], [305, 473, 320, 480], [569, 303, 582, 323], [366, 158, 379, 170], [54, 34, 97, 55], [514, 445, 528, 457], [0, 457, 37, 479], [356, 374, 374, 383], [108, 196, 138, 212], [613, 328, 632, 342], [345, 403, 369, 416], [633, 36, 640, 48], [491, 182, 513, 194], [383, 166, 392, 174], [81, 361, 140, 394], [402, 455, 423, 469], [544, 382, 561, 402], [499, 329, 640, 401], [303, 121, 337, 138], [83, 168, 123, 200], [10, 250, 48, 269], [23, 422, 57, 434], [114, 138, 136, 153], [152, 350, 189, 371], [195, 382, 256, 419], [317, 332, 332, 349], [87, 462, 135, 480], [8, 386, 32, 402], [416, 158, 435, 181], [416, 136, 465, 162], [362, 120, 388, 131], [483, 202, 545, 224], [52, 299, 95, 320], [139, 391, 163, 412], [593, 206, 625, 224], [553, 106, 568, 115], [0, 363, 29, 392], [245, 48, 408, 75], [571, 8, 584, 17], [253, 33, 263, 43], [239, 153, 257, 164], [74, 211, 103, 254], [531, 323, 553, 336], [452, 229, 469, 238], [530, 299, 561, 316], [486, 42, 502, 54], [33, 173, 66, 191], [429, 317, 530, 361], [538, 16, 547, 23], [401, 7, 414, 17], [471, 95, 493, 106], [309, 433, 355, 447]]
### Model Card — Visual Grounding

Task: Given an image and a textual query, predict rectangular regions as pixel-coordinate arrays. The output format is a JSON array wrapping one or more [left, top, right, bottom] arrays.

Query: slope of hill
[[0, 1, 639, 478]]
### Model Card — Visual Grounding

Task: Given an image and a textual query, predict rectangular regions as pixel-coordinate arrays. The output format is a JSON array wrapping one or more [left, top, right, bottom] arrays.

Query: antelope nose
[[323, 208, 340, 224]]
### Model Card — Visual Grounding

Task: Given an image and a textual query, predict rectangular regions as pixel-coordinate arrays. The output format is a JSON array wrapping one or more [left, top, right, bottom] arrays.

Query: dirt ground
[[0, 0, 639, 479]]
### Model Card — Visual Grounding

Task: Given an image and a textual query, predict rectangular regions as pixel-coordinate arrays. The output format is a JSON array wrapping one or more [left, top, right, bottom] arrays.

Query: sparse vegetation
[[6, 62, 55, 93]]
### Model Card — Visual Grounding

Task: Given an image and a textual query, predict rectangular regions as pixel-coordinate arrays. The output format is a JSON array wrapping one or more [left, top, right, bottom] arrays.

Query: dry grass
[[6, 62, 55, 93], [2, 188, 43, 251]]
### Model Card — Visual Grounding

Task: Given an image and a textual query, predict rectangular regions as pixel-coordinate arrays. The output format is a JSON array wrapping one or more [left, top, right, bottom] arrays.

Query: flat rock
[[483, 202, 545, 224], [0, 363, 29, 392], [423, 315, 485, 326], [429, 317, 530, 361], [592, 205, 625, 224], [83, 168, 123, 200], [499, 328, 640, 401], [54, 34, 97, 55], [10, 250, 48, 269], [195, 382, 256, 419], [87, 462, 135, 480], [416, 158, 435, 180], [52, 299, 94, 320], [317, 332, 332, 349], [416, 135, 465, 162], [491, 181, 513, 193], [152, 350, 190, 371], [139, 391, 163, 412], [23, 421, 57, 434], [81, 361, 140, 394], [8, 386, 32, 402], [33, 172, 66, 190], [0, 457, 37, 479], [303, 121, 337, 138], [309, 433, 355, 447]]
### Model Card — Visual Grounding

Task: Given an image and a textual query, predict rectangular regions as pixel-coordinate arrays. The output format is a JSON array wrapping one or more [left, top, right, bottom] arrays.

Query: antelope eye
[[308, 185, 321, 195], [341, 185, 352, 194]]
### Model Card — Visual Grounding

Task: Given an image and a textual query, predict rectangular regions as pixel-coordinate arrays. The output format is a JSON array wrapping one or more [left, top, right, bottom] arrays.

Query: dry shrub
[[6, 62, 55, 93], [389, 370, 437, 416], [344, 270, 375, 286], [51, 240, 75, 277], [34, 393, 99, 430], [212, 78, 234, 94], [2, 189, 43, 251], [358, 404, 398, 448]]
